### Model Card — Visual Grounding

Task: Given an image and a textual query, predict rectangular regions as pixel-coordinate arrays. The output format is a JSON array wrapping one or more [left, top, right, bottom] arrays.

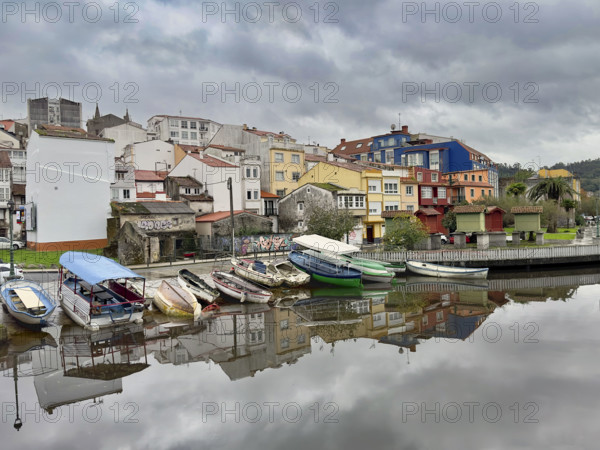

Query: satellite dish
[[391, 124, 396, 130]]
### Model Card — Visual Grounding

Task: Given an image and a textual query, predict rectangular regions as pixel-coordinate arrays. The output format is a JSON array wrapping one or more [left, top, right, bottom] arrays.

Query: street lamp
[[7, 198, 15, 278]]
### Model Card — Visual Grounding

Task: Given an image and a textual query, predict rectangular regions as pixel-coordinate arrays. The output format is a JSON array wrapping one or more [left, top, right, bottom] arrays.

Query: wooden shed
[[485, 206, 505, 232], [511, 206, 543, 232], [454, 205, 486, 233], [415, 207, 447, 234]]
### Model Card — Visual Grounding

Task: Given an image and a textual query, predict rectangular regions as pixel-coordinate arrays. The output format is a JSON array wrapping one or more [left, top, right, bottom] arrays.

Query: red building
[[415, 207, 448, 234], [485, 206, 505, 232], [414, 167, 450, 214]]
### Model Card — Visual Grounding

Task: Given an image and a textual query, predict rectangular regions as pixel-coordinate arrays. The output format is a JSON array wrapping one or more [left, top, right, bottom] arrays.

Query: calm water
[[2, 268, 600, 450]]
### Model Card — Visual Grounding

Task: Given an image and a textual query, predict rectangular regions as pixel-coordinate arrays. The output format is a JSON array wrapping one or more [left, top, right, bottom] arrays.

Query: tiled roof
[[196, 210, 262, 222], [178, 144, 204, 153], [450, 180, 493, 188], [136, 192, 156, 199], [332, 137, 372, 156], [304, 154, 327, 162], [135, 170, 168, 181], [207, 144, 245, 152], [168, 176, 202, 187], [190, 153, 238, 168], [260, 190, 279, 198], [317, 160, 370, 173], [486, 206, 506, 214], [35, 124, 112, 141], [245, 129, 290, 138], [453, 205, 486, 214], [181, 194, 213, 202], [380, 210, 414, 218], [415, 207, 441, 216], [0, 151, 12, 168], [115, 201, 195, 215], [511, 206, 543, 214], [0, 120, 14, 131]]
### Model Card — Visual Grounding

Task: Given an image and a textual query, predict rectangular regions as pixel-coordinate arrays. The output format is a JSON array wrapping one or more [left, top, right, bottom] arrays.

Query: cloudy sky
[[1, 0, 598, 167]]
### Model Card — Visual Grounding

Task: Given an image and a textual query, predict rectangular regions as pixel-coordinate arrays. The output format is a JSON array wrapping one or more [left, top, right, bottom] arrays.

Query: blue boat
[[58, 252, 146, 330], [288, 250, 362, 287], [0, 279, 58, 327]]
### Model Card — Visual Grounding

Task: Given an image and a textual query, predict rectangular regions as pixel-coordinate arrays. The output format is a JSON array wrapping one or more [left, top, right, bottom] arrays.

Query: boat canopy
[[292, 234, 360, 255], [59, 252, 143, 285]]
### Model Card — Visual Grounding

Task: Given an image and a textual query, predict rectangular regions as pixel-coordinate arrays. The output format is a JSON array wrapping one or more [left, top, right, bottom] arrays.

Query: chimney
[[341, 138, 346, 144], [327, 153, 334, 161], [401, 125, 409, 133], [242, 123, 247, 130], [424, 139, 433, 144]]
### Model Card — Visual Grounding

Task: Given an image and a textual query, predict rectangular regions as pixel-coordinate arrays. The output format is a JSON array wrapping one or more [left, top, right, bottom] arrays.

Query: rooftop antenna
[[398, 112, 401, 129]]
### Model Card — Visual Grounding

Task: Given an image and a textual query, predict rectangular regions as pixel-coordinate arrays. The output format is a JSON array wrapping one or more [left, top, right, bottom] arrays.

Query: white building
[[134, 170, 167, 199], [147, 115, 221, 146], [111, 159, 137, 203], [100, 122, 149, 158], [26, 125, 114, 251], [124, 140, 175, 171], [169, 153, 242, 212]]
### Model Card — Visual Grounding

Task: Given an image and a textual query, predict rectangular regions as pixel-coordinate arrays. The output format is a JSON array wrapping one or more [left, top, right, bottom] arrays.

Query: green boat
[[303, 249, 395, 283], [288, 251, 362, 288], [343, 254, 406, 275]]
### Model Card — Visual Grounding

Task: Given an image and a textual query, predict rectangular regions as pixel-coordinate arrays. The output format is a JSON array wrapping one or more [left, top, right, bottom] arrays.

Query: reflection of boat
[[288, 251, 362, 287], [293, 235, 393, 283], [403, 275, 490, 290], [231, 257, 284, 287], [1, 279, 57, 327], [406, 261, 489, 279], [290, 297, 364, 326], [211, 271, 273, 303], [58, 252, 146, 330], [177, 269, 220, 303], [154, 280, 202, 317], [269, 259, 311, 287]]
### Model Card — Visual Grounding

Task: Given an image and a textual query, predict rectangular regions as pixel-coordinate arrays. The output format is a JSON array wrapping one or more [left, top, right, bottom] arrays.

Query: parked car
[[449, 234, 472, 244], [0, 237, 25, 250], [0, 264, 24, 283], [440, 234, 449, 244]]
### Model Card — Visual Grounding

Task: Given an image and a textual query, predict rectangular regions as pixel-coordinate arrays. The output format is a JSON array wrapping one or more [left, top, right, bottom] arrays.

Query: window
[[387, 137, 395, 146], [253, 168, 258, 178], [436, 311, 444, 322], [340, 146, 346, 151], [181, 131, 188, 139], [181, 120, 188, 129], [368, 180, 380, 192], [384, 202, 399, 211], [489, 189, 492, 196], [401, 153, 424, 167], [422, 315, 428, 326], [292, 172, 300, 182], [430, 150, 440, 171], [247, 190, 252, 200], [190, 122, 197, 129], [169, 119, 179, 127], [111, 188, 119, 200], [355, 196, 364, 208], [280, 319, 289, 330], [384, 182, 398, 194], [275, 171, 284, 181], [291, 154, 300, 164], [417, 172, 423, 181], [170, 131, 179, 138], [368, 201, 381, 215], [407, 205, 414, 212], [297, 334, 306, 344], [374, 152, 381, 163], [276, 189, 285, 197], [478, 175, 483, 182], [184, 187, 191, 194], [471, 175, 475, 181], [194, 188, 200, 194], [422, 186, 433, 199], [431, 173, 438, 182], [190, 132, 197, 140], [246, 168, 252, 178], [116, 171, 125, 181], [356, 143, 363, 148], [275, 153, 284, 162], [298, 220, 304, 228], [406, 185, 414, 196], [386, 150, 393, 164], [123, 189, 130, 199], [297, 202, 304, 212], [438, 187, 446, 199], [481, 189, 485, 197], [470, 189, 475, 197], [464, 174, 468, 181], [280, 338, 290, 349], [361, 155, 367, 161]]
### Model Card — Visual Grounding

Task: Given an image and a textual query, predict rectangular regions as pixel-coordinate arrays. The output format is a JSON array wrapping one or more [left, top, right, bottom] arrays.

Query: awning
[[292, 234, 360, 255], [59, 252, 143, 284]]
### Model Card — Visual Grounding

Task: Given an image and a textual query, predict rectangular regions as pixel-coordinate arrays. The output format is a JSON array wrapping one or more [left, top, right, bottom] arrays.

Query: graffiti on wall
[[138, 219, 173, 231], [236, 234, 298, 255]]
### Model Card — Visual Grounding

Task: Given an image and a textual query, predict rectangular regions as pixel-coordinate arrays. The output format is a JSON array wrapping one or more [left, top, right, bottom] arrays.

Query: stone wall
[[213, 214, 273, 236]]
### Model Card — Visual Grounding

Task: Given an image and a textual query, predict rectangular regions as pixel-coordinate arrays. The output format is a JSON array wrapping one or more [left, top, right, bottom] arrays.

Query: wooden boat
[[302, 249, 394, 283], [177, 269, 220, 303], [210, 270, 273, 303], [58, 252, 146, 331], [406, 260, 489, 279], [231, 257, 284, 287], [153, 280, 202, 317], [288, 250, 362, 287], [0, 279, 57, 327], [269, 258, 310, 287]]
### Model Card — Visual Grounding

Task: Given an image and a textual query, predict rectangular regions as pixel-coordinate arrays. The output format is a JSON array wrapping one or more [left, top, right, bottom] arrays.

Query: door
[[366, 226, 374, 243]]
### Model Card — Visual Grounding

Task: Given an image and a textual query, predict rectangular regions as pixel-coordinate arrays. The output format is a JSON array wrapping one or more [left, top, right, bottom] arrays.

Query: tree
[[528, 177, 576, 232], [305, 204, 355, 241], [441, 210, 457, 233], [383, 214, 429, 250], [560, 199, 578, 228], [506, 182, 527, 197]]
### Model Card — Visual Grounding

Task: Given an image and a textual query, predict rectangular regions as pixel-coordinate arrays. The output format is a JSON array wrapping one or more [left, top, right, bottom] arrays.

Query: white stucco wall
[[101, 123, 148, 158], [126, 140, 175, 171], [26, 132, 113, 244]]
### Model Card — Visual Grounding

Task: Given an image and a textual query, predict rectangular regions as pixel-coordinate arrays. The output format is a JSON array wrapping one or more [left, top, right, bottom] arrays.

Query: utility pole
[[228, 177, 235, 257], [596, 190, 599, 238]]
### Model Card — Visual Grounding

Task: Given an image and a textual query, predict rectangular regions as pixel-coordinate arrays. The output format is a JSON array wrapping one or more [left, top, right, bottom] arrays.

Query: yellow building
[[299, 161, 419, 243], [270, 147, 305, 197], [538, 169, 581, 201]]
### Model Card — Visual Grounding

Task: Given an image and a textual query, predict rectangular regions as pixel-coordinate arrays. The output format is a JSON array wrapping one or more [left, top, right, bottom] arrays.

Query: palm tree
[[561, 199, 578, 229], [528, 177, 575, 232], [506, 182, 527, 197]]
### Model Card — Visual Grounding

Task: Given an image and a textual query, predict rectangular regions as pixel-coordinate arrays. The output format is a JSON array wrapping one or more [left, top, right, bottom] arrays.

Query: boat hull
[[0, 280, 57, 327], [177, 270, 220, 303], [288, 251, 362, 288], [211, 271, 273, 304], [232, 258, 284, 287], [153, 281, 201, 317], [406, 261, 489, 279], [269, 259, 311, 287]]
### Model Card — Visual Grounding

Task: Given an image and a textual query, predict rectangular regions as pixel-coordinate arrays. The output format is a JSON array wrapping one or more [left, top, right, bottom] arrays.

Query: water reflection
[[1, 268, 600, 446]]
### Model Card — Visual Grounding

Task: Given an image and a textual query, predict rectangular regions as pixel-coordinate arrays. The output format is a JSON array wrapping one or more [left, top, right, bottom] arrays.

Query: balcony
[[264, 207, 278, 216], [451, 196, 466, 204]]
